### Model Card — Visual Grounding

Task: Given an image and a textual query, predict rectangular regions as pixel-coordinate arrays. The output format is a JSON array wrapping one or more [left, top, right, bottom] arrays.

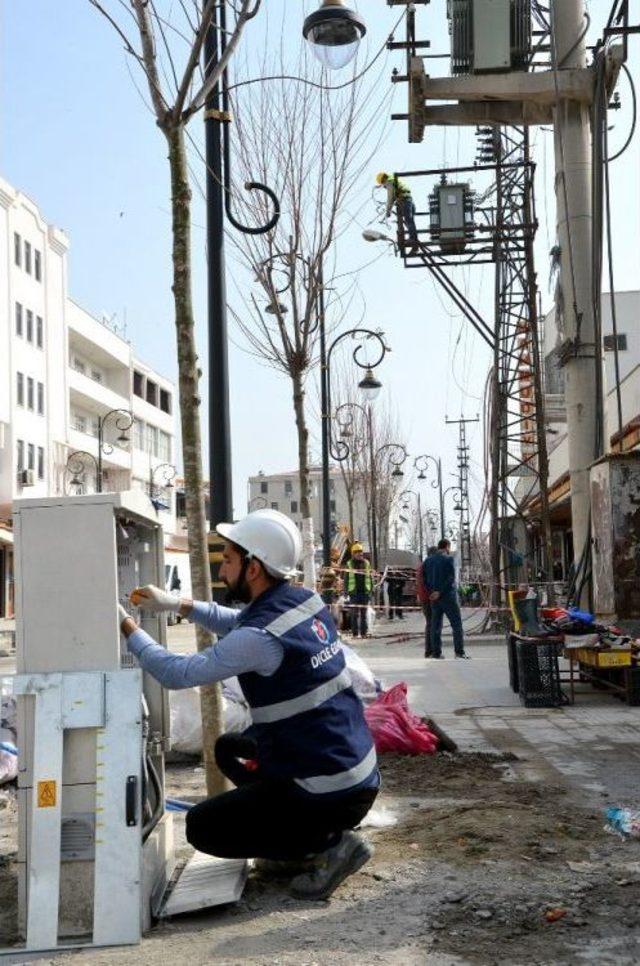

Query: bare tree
[[226, 37, 389, 543], [89, 0, 262, 795]]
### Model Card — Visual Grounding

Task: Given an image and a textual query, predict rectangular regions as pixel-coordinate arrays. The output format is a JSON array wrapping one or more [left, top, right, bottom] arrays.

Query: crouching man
[[118, 508, 378, 900]]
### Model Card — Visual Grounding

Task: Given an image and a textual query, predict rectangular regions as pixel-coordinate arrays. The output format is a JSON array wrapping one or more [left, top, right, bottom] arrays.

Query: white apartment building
[[0, 176, 177, 618], [247, 466, 370, 549]]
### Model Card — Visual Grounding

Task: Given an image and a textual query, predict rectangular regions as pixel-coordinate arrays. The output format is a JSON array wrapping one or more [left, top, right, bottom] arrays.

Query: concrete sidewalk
[[354, 618, 640, 808]]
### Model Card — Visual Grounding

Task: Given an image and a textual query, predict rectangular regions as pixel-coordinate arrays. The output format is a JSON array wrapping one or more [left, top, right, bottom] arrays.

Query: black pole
[[438, 458, 445, 542], [319, 259, 331, 567], [205, 3, 233, 599], [368, 406, 378, 573], [97, 418, 103, 493]]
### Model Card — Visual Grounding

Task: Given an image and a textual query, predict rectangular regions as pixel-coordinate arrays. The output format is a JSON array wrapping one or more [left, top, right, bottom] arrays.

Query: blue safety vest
[[236, 582, 379, 798]]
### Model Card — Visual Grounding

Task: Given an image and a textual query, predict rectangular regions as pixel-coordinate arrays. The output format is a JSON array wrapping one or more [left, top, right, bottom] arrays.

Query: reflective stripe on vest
[[264, 593, 325, 638], [251, 666, 352, 724], [294, 745, 378, 795]]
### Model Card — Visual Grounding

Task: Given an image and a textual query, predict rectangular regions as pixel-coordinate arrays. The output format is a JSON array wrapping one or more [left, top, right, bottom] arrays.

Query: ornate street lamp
[[65, 408, 134, 494], [400, 489, 423, 557], [150, 462, 177, 506], [414, 454, 445, 542], [303, 1, 367, 70]]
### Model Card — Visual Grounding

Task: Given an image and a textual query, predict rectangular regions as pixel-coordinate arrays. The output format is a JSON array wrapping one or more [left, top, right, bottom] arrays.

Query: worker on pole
[[376, 172, 419, 247], [118, 509, 378, 900]]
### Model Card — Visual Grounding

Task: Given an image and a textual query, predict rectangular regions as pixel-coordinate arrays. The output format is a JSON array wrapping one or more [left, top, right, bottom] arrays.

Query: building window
[[16, 372, 24, 407], [26, 310, 33, 343], [37, 382, 44, 416], [27, 444, 35, 471], [73, 413, 87, 434], [330, 499, 336, 513], [159, 431, 171, 462], [36, 316, 43, 349], [133, 370, 144, 397], [146, 379, 158, 406], [34, 250, 41, 282], [291, 500, 298, 513], [37, 446, 44, 480], [91, 368, 103, 383], [603, 333, 628, 352], [159, 388, 171, 414], [73, 356, 86, 375], [14, 233, 21, 267], [135, 419, 145, 451], [27, 377, 34, 411], [24, 241, 32, 274], [271, 502, 279, 510], [15, 302, 23, 337], [329, 480, 336, 493], [260, 481, 268, 494], [284, 480, 293, 495], [146, 424, 158, 457], [17, 440, 24, 473]]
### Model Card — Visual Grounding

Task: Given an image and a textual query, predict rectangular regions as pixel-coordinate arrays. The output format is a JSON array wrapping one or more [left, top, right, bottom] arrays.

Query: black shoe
[[424, 651, 432, 659], [455, 653, 471, 660], [290, 832, 374, 900], [433, 654, 444, 660]]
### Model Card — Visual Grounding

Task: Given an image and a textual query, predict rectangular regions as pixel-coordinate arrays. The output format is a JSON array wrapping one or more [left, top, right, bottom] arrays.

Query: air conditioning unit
[[20, 469, 36, 487], [448, 0, 531, 75]]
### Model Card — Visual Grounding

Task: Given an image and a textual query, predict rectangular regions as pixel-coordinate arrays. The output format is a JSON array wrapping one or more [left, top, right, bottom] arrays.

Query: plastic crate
[[515, 637, 564, 708]]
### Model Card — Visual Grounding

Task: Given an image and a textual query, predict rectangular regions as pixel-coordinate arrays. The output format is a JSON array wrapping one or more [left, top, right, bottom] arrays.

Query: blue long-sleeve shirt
[[126, 600, 284, 689], [423, 551, 457, 598]]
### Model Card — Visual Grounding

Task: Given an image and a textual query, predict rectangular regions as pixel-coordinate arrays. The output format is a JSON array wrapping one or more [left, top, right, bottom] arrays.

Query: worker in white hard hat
[[118, 508, 379, 901]]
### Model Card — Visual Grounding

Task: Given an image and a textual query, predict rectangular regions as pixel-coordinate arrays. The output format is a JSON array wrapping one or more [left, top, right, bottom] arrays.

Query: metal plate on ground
[[157, 852, 248, 918]]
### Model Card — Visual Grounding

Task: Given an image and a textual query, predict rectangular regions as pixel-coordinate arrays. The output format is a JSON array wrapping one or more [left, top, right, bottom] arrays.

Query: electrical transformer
[[448, 0, 532, 75], [429, 180, 475, 254]]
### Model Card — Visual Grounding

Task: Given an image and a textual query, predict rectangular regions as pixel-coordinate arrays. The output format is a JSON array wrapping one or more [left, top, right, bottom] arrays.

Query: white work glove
[[117, 604, 129, 625], [129, 584, 180, 613]]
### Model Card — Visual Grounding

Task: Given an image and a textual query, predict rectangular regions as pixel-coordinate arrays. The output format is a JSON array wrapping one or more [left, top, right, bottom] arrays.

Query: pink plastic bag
[[365, 683, 438, 755]]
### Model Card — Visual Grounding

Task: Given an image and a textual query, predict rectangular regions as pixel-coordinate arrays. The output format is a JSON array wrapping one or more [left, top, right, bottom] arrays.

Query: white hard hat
[[216, 509, 303, 580]]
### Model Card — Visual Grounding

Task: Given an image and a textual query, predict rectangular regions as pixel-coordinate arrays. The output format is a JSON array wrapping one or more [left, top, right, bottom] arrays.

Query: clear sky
[[2, 0, 638, 530]]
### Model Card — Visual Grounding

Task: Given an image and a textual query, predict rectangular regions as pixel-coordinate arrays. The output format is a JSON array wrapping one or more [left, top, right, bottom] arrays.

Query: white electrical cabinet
[[12, 492, 173, 950]]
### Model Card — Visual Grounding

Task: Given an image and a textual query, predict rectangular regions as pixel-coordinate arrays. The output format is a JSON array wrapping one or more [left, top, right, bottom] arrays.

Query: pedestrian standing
[[385, 570, 406, 620], [417, 547, 437, 657], [423, 539, 470, 660], [345, 543, 373, 639]]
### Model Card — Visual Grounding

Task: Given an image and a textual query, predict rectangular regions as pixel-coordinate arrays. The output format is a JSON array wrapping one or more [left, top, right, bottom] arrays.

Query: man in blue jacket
[[422, 538, 470, 660], [119, 508, 378, 901]]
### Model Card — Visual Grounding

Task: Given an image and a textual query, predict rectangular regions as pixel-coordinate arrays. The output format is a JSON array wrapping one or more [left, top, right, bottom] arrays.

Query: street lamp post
[[400, 489, 423, 558], [322, 328, 387, 566], [203, 3, 367, 600], [65, 408, 134, 494], [149, 462, 177, 505], [372, 443, 408, 569], [414, 454, 445, 543]]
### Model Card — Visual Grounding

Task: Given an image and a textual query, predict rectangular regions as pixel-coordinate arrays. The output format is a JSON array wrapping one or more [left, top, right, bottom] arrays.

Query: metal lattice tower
[[487, 125, 554, 608], [447, 416, 478, 579]]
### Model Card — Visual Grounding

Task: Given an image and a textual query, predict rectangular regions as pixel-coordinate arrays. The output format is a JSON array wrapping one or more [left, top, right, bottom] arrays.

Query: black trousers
[[423, 602, 432, 655], [350, 593, 370, 637], [185, 733, 378, 861]]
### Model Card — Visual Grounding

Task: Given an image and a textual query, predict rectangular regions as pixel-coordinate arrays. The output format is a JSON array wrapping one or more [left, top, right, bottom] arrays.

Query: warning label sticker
[[37, 780, 57, 808]]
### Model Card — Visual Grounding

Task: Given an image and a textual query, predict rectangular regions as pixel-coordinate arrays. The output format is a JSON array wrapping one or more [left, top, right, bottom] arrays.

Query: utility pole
[[447, 416, 479, 580], [551, 0, 599, 604]]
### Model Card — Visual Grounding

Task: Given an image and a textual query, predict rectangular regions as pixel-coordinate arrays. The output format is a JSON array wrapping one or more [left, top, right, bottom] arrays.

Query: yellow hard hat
[[375, 172, 389, 186], [351, 542, 364, 554]]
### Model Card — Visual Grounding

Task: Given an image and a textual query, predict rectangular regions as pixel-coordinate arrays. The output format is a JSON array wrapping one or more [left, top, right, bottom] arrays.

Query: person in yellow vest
[[376, 172, 419, 245], [345, 543, 373, 639]]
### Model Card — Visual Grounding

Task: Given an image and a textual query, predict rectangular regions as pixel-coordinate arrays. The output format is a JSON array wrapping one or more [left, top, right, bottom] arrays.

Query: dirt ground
[[2, 749, 640, 965]]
